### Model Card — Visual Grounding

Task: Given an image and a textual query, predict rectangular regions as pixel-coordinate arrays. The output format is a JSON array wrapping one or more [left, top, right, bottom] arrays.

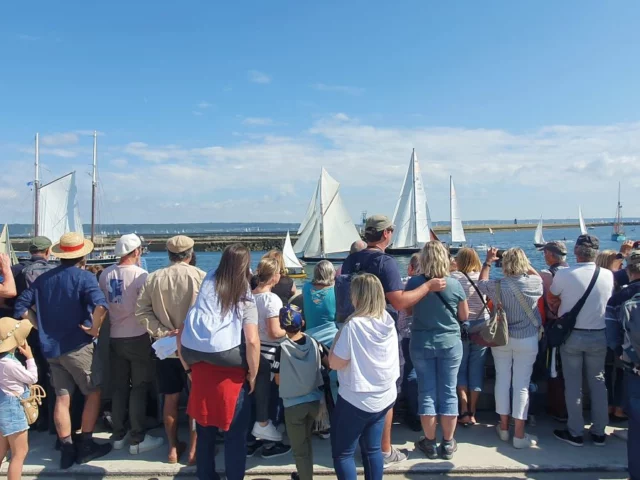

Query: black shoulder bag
[[546, 267, 600, 347], [461, 272, 490, 319]]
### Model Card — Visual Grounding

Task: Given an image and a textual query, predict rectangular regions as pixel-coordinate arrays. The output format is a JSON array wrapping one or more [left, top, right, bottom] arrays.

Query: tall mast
[[449, 175, 452, 238], [411, 149, 417, 246], [319, 169, 325, 258], [34, 133, 40, 236], [91, 131, 97, 243]]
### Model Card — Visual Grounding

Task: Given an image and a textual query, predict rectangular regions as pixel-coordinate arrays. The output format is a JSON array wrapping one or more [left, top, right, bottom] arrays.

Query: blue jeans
[[626, 372, 640, 480], [196, 384, 251, 480], [331, 396, 392, 480], [411, 341, 463, 416], [401, 338, 418, 419], [457, 340, 487, 393]]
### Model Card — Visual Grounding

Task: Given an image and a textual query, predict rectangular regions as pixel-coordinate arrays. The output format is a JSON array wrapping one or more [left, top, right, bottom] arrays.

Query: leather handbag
[[15, 385, 47, 425], [469, 280, 509, 347], [546, 267, 600, 348]]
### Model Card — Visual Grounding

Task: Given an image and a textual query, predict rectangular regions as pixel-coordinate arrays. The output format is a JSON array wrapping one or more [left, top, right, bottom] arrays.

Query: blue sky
[[1, 1, 639, 225]]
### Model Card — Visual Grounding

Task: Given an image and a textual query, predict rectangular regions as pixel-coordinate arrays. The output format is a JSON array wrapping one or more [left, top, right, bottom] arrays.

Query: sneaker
[[60, 443, 76, 470], [513, 434, 538, 449], [315, 430, 330, 440], [112, 432, 131, 450], [129, 434, 164, 455], [553, 429, 583, 447], [496, 425, 510, 442], [414, 437, 438, 460], [76, 439, 113, 464], [439, 439, 457, 460], [246, 440, 264, 457], [261, 442, 291, 459], [590, 433, 606, 447], [251, 421, 283, 442], [383, 447, 408, 468], [291, 473, 300, 480]]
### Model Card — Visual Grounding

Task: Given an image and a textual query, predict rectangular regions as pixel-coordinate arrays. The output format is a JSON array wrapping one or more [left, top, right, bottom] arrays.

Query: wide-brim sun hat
[[0, 318, 33, 354], [51, 232, 94, 259]]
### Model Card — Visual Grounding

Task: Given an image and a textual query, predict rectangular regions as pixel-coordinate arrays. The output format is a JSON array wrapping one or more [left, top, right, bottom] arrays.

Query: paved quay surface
[[4, 413, 629, 479]]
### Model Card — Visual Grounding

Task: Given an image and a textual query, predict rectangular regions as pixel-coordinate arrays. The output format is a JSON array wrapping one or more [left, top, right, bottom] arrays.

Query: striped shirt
[[477, 275, 543, 339], [451, 271, 489, 328]]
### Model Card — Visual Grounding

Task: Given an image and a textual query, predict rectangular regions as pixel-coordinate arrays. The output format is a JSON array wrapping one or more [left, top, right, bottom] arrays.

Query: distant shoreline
[[10, 220, 630, 253]]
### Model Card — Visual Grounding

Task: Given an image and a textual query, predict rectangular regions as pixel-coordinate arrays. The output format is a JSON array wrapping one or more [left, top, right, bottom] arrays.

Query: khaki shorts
[[48, 342, 102, 396]]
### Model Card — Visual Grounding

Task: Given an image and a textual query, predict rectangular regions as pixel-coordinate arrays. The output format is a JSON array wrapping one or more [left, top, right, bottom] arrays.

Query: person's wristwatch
[[185, 369, 192, 375], [483, 262, 492, 268]]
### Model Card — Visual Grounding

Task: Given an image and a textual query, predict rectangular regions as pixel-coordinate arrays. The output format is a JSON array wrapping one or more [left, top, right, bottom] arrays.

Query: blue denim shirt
[[14, 264, 107, 359], [605, 279, 640, 356]]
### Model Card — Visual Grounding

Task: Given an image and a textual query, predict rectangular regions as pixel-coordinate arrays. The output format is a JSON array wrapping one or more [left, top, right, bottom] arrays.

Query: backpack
[[17, 259, 56, 293], [334, 251, 384, 322], [620, 292, 640, 368]]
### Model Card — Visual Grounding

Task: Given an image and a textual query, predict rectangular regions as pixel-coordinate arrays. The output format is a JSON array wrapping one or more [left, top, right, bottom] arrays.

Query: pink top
[[0, 355, 38, 396], [99, 264, 149, 338]]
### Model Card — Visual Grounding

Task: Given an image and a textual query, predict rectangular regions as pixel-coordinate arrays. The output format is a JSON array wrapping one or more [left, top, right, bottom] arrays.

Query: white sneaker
[[112, 432, 131, 450], [129, 434, 164, 455], [496, 425, 510, 442], [251, 421, 283, 442], [513, 433, 538, 449]]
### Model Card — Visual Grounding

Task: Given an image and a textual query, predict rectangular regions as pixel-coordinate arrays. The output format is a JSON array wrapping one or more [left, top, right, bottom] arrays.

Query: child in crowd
[[273, 305, 328, 480], [0, 318, 39, 480]]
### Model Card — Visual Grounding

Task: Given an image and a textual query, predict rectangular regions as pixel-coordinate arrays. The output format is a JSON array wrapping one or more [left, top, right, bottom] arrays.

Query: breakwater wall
[[12, 221, 623, 253]]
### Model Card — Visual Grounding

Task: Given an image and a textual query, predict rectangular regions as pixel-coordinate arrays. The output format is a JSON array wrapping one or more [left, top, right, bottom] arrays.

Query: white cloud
[[312, 83, 364, 96], [4, 117, 640, 223], [192, 111, 204, 116], [248, 70, 271, 84], [0, 188, 18, 200], [242, 117, 274, 126], [197, 101, 213, 109], [40, 132, 79, 147], [17, 34, 39, 41]]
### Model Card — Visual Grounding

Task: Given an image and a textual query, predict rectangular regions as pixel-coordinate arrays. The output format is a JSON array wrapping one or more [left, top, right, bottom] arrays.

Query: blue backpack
[[621, 292, 640, 370], [334, 251, 384, 322]]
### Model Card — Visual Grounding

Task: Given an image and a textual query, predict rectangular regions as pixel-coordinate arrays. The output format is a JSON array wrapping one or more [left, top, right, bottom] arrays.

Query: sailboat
[[293, 168, 361, 262], [32, 132, 116, 266], [533, 216, 546, 248], [282, 231, 306, 279], [578, 207, 588, 235], [611, 183, 625, 242], [0, 225, 19, 266], [387, 149, 438, 255], [449, 176, 466, 254]]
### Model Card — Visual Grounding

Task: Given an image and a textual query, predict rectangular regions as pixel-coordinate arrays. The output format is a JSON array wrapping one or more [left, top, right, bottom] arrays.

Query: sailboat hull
[[611, 233, 626, 242], [387, 247, 420, 256], [301, 255, 348, 263], [533, 243, 546, 249]]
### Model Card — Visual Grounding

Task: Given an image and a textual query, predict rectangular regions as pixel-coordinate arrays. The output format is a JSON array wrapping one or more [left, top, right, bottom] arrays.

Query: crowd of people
[[0, 214, 638, 480]]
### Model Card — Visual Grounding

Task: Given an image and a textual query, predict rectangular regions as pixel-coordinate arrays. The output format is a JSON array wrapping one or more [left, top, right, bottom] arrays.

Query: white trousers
[[491, 335, 538, 420]]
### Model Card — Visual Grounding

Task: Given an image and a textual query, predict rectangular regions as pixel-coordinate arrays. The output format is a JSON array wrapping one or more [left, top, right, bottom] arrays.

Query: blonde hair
[[349, 274, 386, 320], [420, 242, 450, 279], [502, 247, 531, 276], [595, 249, 619, 271], [455, 248, 482, 274], [256, 257, 279, 284], [264, 250, 286, 275]]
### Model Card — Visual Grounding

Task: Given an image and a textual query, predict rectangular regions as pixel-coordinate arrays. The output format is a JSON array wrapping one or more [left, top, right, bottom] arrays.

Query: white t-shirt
[[255, 292, 284, 344], [99, 264, 148, 338], [550, 263, 614, 330], [332, 313, 399, 413]]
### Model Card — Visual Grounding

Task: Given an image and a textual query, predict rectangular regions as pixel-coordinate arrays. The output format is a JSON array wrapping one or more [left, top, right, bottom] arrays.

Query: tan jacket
[[136, 262, 206, 338]]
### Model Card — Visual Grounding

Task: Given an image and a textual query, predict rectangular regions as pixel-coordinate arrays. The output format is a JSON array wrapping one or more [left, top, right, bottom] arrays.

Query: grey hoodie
[[279, 334, 324, 400]]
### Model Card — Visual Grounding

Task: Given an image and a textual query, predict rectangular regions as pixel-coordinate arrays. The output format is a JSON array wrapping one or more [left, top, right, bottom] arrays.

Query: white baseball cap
[[114, 234, 142, 257]]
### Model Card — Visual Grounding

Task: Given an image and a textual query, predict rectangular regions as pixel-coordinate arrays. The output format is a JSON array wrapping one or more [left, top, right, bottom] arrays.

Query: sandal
[[458, 412, 473, 427], [468, 411, 478, 425]]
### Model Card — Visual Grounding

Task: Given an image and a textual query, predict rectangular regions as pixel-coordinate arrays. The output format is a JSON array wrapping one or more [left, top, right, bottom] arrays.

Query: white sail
[[489, 227, 494, 235], [283, 231, 303, 270], [578, 207, 588, 235], [450, 177, 466, 243], [293, 168, 360, 257], [0, 224, 18, 265], [38, 172, 84, 244], [391, 150, 430, 248], [534, 216, 545, 245], [320, 168, 361, 255]]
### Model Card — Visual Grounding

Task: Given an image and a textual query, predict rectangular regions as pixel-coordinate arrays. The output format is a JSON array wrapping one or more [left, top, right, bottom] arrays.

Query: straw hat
[[51, 232, 94, 259], [0, 318, 33, 354]]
